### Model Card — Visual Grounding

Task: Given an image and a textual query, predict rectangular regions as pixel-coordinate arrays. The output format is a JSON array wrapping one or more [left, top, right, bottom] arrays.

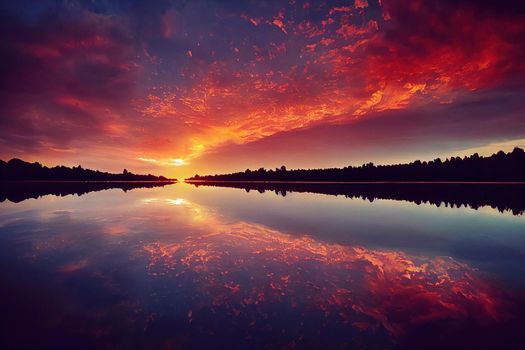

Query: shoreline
[[0, 180, 177, 183], [185, 180, 525, 185]]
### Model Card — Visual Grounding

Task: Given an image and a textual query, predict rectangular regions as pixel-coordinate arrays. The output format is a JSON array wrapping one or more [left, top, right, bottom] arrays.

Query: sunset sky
[[1, 0, 525, 179]]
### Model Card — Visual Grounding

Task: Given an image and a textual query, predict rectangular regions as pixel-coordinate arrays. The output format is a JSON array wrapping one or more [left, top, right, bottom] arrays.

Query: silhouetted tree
[[186, 148, 525, 183], [0, 159, 174, 182]]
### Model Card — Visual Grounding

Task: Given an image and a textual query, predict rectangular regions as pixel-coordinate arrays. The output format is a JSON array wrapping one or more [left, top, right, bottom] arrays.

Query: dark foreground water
[[1, 182, 524, 349]]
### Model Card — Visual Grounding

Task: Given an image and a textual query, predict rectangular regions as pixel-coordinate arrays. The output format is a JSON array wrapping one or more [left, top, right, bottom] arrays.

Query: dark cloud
[[0, 5, 139, 153], [1, 0, 524, 176], [361, 0, 525, 91]]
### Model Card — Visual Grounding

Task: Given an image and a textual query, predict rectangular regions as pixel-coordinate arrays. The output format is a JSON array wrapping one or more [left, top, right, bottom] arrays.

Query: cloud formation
[[1, 0, 524, 176]]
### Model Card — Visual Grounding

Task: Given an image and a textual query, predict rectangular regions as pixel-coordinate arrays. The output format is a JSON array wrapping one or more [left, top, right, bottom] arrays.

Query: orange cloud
[[3, 0, 525, 177]]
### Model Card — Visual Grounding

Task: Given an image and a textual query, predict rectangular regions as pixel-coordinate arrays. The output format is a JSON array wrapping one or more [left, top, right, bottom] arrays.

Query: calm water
[[1, 183, 524, 349]]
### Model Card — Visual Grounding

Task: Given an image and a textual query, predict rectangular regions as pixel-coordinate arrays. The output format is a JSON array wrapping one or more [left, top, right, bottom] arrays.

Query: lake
[[1, 182, 524, 349]]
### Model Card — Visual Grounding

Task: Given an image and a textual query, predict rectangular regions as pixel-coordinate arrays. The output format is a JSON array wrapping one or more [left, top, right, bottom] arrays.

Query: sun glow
[[172, 158, 187, 166], [166, 198, 188, 206]]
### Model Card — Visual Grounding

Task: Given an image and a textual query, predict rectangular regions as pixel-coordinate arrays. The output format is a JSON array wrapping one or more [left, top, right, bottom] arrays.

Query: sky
[[1, 0, 525, 179]]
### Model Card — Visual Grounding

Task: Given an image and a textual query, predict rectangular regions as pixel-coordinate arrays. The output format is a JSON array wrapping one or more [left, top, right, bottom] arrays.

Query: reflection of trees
[[0, 181, 175, 203], [191, 182, 525, 215]]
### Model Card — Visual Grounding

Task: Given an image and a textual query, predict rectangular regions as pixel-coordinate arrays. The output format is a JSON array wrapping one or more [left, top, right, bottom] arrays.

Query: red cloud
[[136, 0, 525, 164], [0, 10, 139, 161], [2, 0, 525, 175]]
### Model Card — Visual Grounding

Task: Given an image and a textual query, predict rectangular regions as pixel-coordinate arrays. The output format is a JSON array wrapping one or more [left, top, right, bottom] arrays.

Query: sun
[[172, 158, 187, 166]]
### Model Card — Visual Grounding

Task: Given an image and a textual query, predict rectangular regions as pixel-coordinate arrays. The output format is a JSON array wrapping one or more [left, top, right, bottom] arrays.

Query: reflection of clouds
[[51, 210, 76, 215], [59, 259, 88, 273], [1, 186, 521, 348], [103, 224, 128, 236], [144, 206, 509, 339], [141, 197, 189, 206], [38, 209, 77, 221], [140, 198, 159, 204]]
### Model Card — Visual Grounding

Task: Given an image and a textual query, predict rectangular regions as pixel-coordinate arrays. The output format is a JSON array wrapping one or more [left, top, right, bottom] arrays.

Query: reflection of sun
[[166, 198, 188, 206], [141, 196, 207, 223]]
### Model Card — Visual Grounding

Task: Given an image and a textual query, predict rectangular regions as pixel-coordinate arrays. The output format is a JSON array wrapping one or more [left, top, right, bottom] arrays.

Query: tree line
[[0, 158, 174, 181], [187, 148, 525, 182]]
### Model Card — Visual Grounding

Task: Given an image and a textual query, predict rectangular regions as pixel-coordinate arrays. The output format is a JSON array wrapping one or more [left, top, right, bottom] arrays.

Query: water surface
[[1, 183, 524, 349]]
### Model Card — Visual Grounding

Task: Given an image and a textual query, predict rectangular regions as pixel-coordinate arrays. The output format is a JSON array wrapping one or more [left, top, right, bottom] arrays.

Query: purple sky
[[1, 0, 524, 178]]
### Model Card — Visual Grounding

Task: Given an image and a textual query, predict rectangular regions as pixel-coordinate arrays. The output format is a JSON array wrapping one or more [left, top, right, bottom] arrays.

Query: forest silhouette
[[0, 158, 174, 182], [187, 148, 525, 182]]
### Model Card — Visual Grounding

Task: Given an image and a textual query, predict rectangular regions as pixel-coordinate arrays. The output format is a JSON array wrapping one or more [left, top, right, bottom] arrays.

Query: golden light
[[166, 198, 188, 206], [172, 158, 187, 166]]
